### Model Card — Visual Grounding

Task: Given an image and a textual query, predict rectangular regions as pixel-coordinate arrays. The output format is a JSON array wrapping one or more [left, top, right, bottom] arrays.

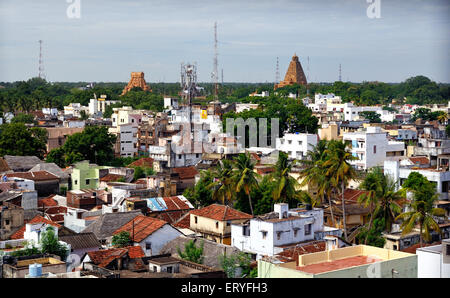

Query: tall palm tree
[[322, 140, 358, 241], [298, 140, 335, 223], [358, 167, 403, 244], [208, 159, 235, 206], [396, 179, 446, 247], [437, 112, 448, 125], [271, 152, 300, 205], [232, 153, 260, 215]]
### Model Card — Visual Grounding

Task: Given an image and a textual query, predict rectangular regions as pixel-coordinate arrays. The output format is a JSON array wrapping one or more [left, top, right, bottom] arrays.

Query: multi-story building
[[70, 160, 111, 191], [109, 123, 138, 158], [231, 203, 341, 259], [276, 133, 318, 160], [343, 126, 405, 170]]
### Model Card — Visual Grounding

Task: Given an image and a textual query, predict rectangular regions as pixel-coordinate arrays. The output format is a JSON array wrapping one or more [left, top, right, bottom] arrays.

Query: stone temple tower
[[274, 54, 307, 90], [122, 72, 152, 95]]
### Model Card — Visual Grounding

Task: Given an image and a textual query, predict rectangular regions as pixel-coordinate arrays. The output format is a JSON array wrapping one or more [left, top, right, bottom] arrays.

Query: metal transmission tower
[[211, 22, 219, 101], [38, 40, 45, 80], [306, 56, 310, 96], [339, 63, 342, 82], [180, 62, 199, 105], [275, 57, 280, 84]]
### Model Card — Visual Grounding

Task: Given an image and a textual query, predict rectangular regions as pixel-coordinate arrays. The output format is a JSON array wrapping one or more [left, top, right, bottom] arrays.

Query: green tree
[[177, 240, 204, 264], [183, 170, 214, 208], [133, 166, 145, 181], [40, 226, 69, 261], [208, 160, 235, 206], [271, 152, 300, 207], [11, 113, 36, 124], [0, 123, 47, 158], [112, 231, 132, 248], [219, 252, 254, 278], [322, 140, 358, 241], [232, 153, 260, 215], [359, 111, 381, 123]]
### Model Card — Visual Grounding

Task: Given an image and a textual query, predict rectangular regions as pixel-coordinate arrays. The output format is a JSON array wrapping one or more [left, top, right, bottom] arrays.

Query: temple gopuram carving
[[274, 54, 307, 90], [122, 72, 152, 95]]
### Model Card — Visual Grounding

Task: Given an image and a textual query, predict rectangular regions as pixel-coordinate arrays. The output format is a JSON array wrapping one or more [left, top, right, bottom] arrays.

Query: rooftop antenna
[[211, 22, 219, 101], [221, 68, 224, 85], [275, 56, 280, 84], [38, 40, 45, 80]]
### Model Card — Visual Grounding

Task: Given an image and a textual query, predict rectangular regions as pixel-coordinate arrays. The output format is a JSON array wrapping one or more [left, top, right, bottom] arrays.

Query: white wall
[[138, 224, 182, 256], [276, 133, 318, 160]]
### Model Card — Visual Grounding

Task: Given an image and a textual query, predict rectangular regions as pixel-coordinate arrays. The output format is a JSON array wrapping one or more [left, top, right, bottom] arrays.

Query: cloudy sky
[[0, 0, 449, 83]]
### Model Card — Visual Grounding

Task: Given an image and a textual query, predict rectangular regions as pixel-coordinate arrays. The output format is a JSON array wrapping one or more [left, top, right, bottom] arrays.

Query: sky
[[0, 0, 449, 83]]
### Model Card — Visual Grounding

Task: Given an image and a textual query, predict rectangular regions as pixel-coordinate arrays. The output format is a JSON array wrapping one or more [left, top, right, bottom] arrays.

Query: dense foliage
[[0, 123, 47, 158]]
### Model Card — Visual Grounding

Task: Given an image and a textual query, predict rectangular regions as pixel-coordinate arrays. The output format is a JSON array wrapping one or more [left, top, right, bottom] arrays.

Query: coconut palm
[[437, 111, 448, 125], [358, 167, 403, 244], [396, 175, 446, 247], [208, 159, 235, 206], [271, 151, 300, 206], [232, 153, 260, 215], [322, 140, 358, 241]]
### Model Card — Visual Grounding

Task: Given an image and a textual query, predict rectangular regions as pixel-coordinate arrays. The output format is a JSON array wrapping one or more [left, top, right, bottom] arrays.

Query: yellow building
[[189, 204, 253, 245], [258, 245, 417, 278]]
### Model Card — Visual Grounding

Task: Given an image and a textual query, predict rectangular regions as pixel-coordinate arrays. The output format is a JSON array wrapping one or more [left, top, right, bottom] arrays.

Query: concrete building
[[70, 161, 112, 191], [343, 126, 405, 170], [189, 204, 253, 245], [88, 94, 120, 116], [231, 203, 341, 259], [276, 133, 318, 160], [109, 123, 138, 158], [258, 245, 417, 278], [417, 239, 450, 278], [45, 127, 84, 152], [384, 160, 450, 200]]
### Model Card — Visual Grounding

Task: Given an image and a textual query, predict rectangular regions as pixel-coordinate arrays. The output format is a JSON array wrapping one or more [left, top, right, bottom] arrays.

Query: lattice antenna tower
[[339, 63, 342, 82], [38, 40, 45, 80], [306, 56, 310, 96], [275, 56, 280, 84], [211, 22, 219, 101]]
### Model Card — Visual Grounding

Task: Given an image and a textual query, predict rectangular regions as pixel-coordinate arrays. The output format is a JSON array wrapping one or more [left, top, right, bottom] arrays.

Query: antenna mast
[[339, 63, 342, 82], [38, 40, 45, 80], [211, 22, 219, 101], [275, 57, 280, 84]]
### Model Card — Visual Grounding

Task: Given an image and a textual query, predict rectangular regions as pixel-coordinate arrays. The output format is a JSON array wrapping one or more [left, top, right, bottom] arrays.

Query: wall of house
[[138, 224, 182, 256]]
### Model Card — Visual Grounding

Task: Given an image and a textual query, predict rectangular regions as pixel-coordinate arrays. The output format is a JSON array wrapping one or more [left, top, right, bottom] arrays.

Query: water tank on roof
[[29, 263, 42, 278]]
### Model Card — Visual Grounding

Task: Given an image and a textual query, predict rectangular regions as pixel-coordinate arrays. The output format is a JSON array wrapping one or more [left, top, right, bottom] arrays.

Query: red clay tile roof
[[409, 156, 430, 165], [172, 166, 199, 179], [6, 171, 59, 182], [276, 241, 327, 263], [190, 204, 253, 221], [10, 215, 61, 240], [163, 196, 192, 211], [0, 158, 11, 173], [173, 211, 193, 229], [128, 157, 154, 168], [100, 173, 124, 182], [87, 248, 128, 268], [38, 196, 58, 208], [401, 241, 441, 254], [256, 167, 275, 175], [342, 189, 370, 204], [113, 215, 167, 243], [127, 246, 145, 259]]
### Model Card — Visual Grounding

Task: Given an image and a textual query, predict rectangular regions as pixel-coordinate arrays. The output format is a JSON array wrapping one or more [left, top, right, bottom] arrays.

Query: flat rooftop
[[298, 255, 382, 274]]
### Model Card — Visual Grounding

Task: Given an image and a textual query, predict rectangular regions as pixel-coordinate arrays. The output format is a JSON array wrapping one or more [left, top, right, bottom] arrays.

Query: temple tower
[[274, 54, 307, 90]]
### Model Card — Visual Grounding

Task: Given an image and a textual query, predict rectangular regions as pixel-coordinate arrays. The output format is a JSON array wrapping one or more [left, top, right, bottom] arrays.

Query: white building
[[235, 103, 259, 114], [417, 239, 450, 278], [109, 123, 138, 157], [231, 203, 341, 259], [343, 105, 382, 121], [384, 160, 450, 200], [343, 126, 405, 170], [88, 95, 120, 116], [276, 133, 318, 160], [42, 108, 58, 117], [64, 103, 88, 118]]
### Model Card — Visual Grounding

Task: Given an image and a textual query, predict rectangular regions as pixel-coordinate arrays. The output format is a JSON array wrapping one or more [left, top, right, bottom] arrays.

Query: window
[[305, 224, 312, 235], [294, 229, 298, 237], [373, 145, 377, 154], [5, 219, 10, 225], [85, 179, 90, 185], [262, 231, 267, 239], [146, 242, 152, 250], [74, 180, 78, 185], [194, 216, 198, 224], [288, 140, 292, 145], [167, 266, 172, 273], [277, 231, 282, 240], [153, 266, 157, 272], [216, 222, 219, 229], [298, 141, 302, 146], [226, 221, 231, 226]]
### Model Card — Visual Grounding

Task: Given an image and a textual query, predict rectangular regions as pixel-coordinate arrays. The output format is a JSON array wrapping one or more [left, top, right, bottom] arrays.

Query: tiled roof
[[3, 155, 42, 172], [128, 157, 154, 168], [190, 204, 253, 221], [59, 233, 101, 250], [29, 163, 69, 179], [409, 156, 430, 165], [113, 215, 167, 243], [127, 246, 145, 258], [401, 241, 441, 254], [162, 196, 193, 211], [10, 215, 61, 240], [100, 173, 124, 182], [82, 210, 141, 240], [38, 196, 58, 208], [276, 241, 327, 263], [342, 189, 371, 204], [87, 245, 145, 268], [0, 158, 11, 173], [173, 211, 193, 229], [172, 166, 199, 179], [6, 171, 59, 182]]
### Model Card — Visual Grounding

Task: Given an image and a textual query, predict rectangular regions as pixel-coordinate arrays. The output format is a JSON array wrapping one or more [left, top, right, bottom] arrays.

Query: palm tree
[[322, 140, 358, 241], [208, 159, 235, 206], [298, 140, 335, 224], [437, 111, 448, 125], [396, 177, 446, 247], [271, 152, 300, 206], [358, 167, 403, 244], [298, 191, 318, 208], [232, 153, 260, 215]]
